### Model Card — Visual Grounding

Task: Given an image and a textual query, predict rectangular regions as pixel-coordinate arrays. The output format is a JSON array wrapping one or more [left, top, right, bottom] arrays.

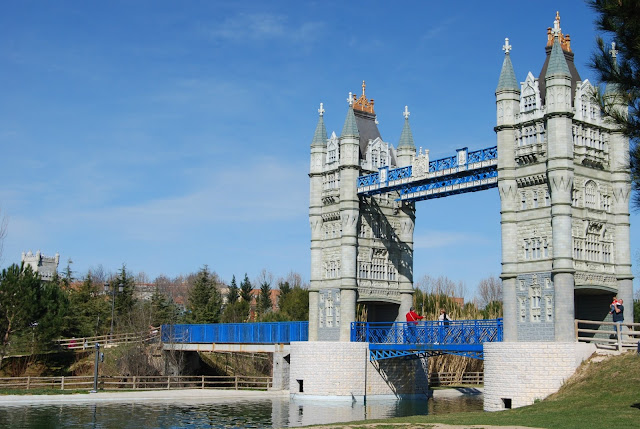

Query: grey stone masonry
[[289, 341, 428, 399], [484, 342, 594, 411], [496, 18, 634, 342]]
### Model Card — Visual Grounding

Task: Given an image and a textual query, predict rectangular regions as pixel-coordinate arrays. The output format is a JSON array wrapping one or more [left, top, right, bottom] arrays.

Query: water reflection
[[0, 394, 482, 428]]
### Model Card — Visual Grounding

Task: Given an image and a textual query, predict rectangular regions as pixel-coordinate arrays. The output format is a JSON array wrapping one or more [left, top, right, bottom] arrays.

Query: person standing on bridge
[[405, 307, 424, 343], [437, 309, 452, 344]]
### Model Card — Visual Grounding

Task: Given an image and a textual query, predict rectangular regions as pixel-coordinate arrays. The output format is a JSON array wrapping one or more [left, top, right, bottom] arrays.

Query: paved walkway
[[0, 389, 289, 405]]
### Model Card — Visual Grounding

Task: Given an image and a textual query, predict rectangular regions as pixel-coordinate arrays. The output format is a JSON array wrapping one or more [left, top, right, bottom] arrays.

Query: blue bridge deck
[[161, 319, 502, 361]]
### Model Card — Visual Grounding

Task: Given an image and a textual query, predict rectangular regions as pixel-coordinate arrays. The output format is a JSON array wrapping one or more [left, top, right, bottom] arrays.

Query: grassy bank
[[315, 352, 640, 429]]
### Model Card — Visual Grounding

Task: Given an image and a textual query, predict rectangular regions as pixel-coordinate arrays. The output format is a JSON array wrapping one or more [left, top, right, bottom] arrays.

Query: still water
[[0, 395, 482, 428]]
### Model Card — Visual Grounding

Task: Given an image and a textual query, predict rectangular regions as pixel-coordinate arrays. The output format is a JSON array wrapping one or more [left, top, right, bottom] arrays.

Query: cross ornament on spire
[[502, 38, 512, 55], [347, 92, 353, 106], [318, 102, 325, 117], [403, 105, 410, 120], [610, 41, 618, 60], [552, 11, 561, 37]]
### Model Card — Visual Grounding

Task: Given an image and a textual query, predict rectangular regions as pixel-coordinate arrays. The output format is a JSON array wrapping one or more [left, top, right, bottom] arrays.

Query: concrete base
[[289, 341, 428, 400], [483, 342, 595, 411]]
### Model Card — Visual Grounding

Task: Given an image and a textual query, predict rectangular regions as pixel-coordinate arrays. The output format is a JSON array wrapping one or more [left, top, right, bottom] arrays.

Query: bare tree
[[255, 269, 274, 289], [476, 275, 502, 309]]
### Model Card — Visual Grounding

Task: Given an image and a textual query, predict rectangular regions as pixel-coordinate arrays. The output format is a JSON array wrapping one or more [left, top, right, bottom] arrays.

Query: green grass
[[311, 352, 640, 429]]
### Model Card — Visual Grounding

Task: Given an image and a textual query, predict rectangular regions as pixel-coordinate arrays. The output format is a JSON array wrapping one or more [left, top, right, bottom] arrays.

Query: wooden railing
[[575, 319, 640, 351], [428, 371, 483, 386], [55, 331, 159, 350], [0, 375, 272, 391]]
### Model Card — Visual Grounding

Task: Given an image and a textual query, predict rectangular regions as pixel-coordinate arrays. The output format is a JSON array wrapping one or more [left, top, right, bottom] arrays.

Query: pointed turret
[[547, 36, 571, 78], [604, 42, 622, 96], [341, 93, 360, 138], [311, 103, 328, 147], [397, 105, 416, 167], [496, 38, 518, 92]]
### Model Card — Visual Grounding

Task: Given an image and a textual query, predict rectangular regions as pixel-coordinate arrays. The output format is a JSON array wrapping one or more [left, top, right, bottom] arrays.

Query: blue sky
[[0, 1, 637, 299]]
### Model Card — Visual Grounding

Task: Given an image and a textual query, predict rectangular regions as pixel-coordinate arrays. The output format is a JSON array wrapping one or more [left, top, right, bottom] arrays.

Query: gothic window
[[380, 152, 387, 167], [371, 149, 379, 168], [603, 243, 612, 263], [543, 240, 549, 258], [572, 189, 579, 207], [601, 195, 611, 212], [585, 181, 598, 209], [530, 286, 542, 322], [388, 264, 396, 281], [519, 297, 526, 322], [326, 294, 333, 317], [545, 190, 550, 206], [522, 81, 537, 112], [328, 174, 335, 189], [359, 221, 367, 238], [581, 95, 588, 118], [573, 238, 584, 260], [533, 191, 538, 208], [586, 233, 600, 262], [524, 240, 530, 259], [546, 297, 553, 321], [328, 149, 336, 163], [521, 192, 527, 210]]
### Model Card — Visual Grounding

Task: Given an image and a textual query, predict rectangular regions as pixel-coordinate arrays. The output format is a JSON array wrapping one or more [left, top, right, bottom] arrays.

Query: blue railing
[[350, 319, 503, 345], [161, 322, 309, 344]]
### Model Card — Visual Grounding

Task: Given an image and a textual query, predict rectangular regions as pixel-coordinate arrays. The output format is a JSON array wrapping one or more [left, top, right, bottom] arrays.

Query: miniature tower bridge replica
[[292, 13, 633, 410]]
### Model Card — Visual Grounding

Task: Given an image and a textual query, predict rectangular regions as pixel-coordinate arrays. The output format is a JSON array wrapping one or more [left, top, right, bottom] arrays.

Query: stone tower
[[308, 83, 416, 341], [496, 13, 634, 343], [21, 250, 60, 281]]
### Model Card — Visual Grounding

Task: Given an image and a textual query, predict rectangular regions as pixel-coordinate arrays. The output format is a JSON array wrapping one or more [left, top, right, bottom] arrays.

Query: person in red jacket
[[405, 307, 424, 343]]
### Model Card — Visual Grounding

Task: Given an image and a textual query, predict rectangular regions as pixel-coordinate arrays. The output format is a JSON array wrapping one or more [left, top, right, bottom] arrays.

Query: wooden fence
[[0, 375, 272, 391], [0, 371, 482, 392], [55, 330, 159, 350], [575, 319, 640, 351], [428, 372, 483, 386]]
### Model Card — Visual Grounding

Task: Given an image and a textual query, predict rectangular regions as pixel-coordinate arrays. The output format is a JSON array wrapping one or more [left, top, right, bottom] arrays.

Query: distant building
[[21, 250, 59, 281]]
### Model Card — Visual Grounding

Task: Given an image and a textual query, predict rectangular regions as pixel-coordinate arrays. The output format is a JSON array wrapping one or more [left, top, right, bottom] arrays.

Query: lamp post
[[105, 282, 124, 341]]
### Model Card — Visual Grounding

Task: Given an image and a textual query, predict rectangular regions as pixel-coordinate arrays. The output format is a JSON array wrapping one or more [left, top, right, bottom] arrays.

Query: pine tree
[[258, 280, 272, 317], [239, 273, 252, 303], [590, 0, 640, 205], [186, 266, 222, 323], [227, 275, 239, 304]]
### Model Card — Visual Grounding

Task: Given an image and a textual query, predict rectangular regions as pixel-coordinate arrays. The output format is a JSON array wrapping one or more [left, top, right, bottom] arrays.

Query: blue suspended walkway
[[351, 319, 503, 361], [357, 146, 498, 202]]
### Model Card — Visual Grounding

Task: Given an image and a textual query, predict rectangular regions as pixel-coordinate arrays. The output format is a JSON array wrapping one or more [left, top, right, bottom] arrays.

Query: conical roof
[[341, 106, 359, 138], [496, 52, 518, 92], [547, 37, 571, 78], [311, 106, 328, 147], [398, 107, 415, 148]]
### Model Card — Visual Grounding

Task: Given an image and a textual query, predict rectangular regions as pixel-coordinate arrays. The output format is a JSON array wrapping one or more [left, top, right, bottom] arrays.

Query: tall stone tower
[[496, 13, 633, 342], [21, 250, 60, 281], [308, 83, 416, 342]]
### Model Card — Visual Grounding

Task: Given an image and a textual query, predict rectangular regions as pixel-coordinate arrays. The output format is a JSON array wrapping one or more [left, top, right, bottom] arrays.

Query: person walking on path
[[405, 307, 424, 343]]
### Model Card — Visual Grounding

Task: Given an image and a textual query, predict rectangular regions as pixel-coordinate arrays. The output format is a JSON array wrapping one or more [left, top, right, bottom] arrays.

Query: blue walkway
[[161, 319, 502, 361], [351, 319, 503, 360]]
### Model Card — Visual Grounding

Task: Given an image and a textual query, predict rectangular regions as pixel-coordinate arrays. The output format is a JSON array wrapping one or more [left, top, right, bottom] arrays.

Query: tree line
[[0, 262, 309, 367]]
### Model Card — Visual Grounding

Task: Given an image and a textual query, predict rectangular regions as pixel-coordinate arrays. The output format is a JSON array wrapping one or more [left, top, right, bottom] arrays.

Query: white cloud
[[203, 13, 324, 44]]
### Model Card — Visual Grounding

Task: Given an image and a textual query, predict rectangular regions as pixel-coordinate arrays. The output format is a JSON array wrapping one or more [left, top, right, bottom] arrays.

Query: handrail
[[56, 330, 160, 350], [161, 322, 309, 344], [575, 319, 640, 351], [351, 319, 503, 345], [0, 374, 272, 391]]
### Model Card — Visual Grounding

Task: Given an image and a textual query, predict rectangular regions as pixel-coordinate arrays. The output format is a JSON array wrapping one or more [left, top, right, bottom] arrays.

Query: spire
[[398, 106, 415, 148], [311, 103, 328, 147], [496, 38, 518, 91], [605, 42, 621, 95], [341, 93, 359, 137], [547, 29, 570, 78]]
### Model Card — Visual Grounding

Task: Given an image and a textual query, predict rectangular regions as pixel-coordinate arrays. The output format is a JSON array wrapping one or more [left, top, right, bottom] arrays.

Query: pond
[[0, 393, 482, 428]]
